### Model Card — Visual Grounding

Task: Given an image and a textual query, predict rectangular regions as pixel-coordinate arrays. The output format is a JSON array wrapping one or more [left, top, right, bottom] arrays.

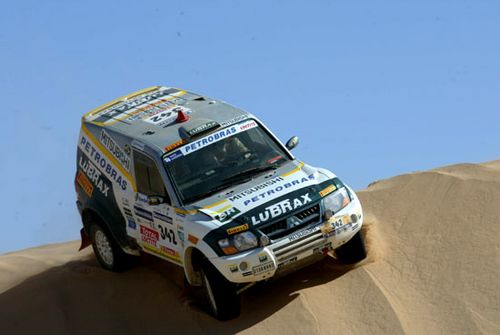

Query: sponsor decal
[[144, 106, 192, 127], [288, 226, 317, 241], [140, 225, 159, 247], [214, 206, 241, 223], [76, 170, 94, 197], [79, 133, 128, 191], [99, 130, 131, 171], [188, 234, 199, 245], [228, 264, 238, 273], [319, 184, 337, 197], [186, 121, 219, 137], [219, 115, 248, 127], [321, 215, 351, 238], [230, 174, 315, 206], [128, 99, 177, 122], [157, 224, 178, 245], [128, 218, 137, 230], [227, 223, 249, 235], [134, 205, 154, 222], [165, 150, 184, 162], [240, 120, 257, 131], [164, 139, 186, 152], [242, 271, 252, 277], [183, 127, 237, 154], [160, 245, 179, 258], [153, 211, 173, 224], [78, 155, 110, 197], [251, 193, 312, 225], [142, 244, 181, 264], [90, 88, 184, 124], [252, 261, 275, 275], [229, 176, 284, 201]]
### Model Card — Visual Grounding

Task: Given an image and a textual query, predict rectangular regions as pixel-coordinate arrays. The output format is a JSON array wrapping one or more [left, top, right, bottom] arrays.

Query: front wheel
[[334, 230, 367, 264], [201, 259, 241, 321], [89, 223, 138, 272]]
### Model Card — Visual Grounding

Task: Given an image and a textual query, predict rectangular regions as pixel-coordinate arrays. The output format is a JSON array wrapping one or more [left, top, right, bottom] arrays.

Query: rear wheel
[[89, 223, 138, 272], [335, 230, 367, 264], [201, 259, 241, 321]]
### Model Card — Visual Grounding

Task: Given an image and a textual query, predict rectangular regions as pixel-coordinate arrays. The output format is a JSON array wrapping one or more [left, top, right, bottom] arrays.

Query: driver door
[[132, 150, 181, 264]]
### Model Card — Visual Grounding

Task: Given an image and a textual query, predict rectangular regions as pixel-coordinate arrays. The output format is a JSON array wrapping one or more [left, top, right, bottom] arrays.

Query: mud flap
[[79, 228, 91, 251]]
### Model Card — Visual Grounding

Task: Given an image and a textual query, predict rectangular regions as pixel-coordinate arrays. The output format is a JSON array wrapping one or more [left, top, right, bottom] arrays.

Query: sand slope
[[1, 161, 499, 334]]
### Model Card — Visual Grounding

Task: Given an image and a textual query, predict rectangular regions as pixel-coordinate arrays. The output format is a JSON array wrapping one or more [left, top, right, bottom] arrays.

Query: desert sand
[[1, 161, 499, 334]]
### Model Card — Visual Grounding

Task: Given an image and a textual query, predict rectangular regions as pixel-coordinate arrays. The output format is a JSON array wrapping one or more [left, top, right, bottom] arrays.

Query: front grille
[[259, 203, 321, 240]]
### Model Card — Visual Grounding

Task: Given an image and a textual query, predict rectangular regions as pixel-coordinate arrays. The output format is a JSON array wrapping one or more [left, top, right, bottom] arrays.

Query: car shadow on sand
[[0, 251, 364, 335]]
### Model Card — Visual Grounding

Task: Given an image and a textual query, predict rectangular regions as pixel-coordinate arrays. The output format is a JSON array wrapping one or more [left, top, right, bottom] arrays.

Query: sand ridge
[[1, 160, 499, 334]]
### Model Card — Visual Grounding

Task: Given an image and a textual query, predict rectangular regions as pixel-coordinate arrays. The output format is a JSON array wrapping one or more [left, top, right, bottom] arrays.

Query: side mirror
[[286, 136, 299, 150], [148, 195, 165, 206]]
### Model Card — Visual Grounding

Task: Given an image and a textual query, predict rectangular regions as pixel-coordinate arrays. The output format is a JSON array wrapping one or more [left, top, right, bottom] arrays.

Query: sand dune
[[1, 161, 499, 334]]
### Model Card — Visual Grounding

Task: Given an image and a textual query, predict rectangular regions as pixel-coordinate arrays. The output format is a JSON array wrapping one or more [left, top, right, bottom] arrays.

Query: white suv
[[75, 86, 366, 320]]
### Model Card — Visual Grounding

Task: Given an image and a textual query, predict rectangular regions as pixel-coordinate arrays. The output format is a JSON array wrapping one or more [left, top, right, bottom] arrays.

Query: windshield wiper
[[223, 165, 278, 184]]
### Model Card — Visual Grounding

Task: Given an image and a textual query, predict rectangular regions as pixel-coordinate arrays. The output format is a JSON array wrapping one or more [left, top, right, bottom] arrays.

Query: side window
[[133, 151, 170, 203]]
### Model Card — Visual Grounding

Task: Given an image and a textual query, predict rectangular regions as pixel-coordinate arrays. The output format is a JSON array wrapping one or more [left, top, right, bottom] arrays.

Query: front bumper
[[210, 196, 363, 283]]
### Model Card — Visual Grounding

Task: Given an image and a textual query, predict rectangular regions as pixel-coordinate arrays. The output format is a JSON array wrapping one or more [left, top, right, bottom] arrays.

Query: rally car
[[75, 86, 367, 320]]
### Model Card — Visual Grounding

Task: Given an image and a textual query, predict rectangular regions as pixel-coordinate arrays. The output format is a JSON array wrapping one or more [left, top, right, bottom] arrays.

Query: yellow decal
[[76, 170, 94, 197], [319, 184, 337, 197], [204, 198, 229, 209], [164, 139, 186, 152], [281, 162, 305, 177], [174, 208, 197, 215], [227, 223, 249, 235]]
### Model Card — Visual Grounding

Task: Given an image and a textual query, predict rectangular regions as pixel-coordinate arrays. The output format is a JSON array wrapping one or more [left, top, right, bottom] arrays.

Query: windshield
[[163, 119, 291, 204]]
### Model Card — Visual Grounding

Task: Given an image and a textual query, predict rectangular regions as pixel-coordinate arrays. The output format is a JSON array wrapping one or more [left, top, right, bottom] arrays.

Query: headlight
[[323, 187, 351, 214], [218, 231, 258, 255]]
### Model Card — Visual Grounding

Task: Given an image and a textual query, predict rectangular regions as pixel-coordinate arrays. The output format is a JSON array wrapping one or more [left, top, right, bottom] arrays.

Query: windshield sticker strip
[[165, 120, 259, 161]]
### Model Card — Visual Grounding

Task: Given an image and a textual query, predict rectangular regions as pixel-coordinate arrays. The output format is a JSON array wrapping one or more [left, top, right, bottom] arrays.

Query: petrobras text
[[166, 120, 259, 162], [79, 133, 128, 191], [231, 174, 315, 206]]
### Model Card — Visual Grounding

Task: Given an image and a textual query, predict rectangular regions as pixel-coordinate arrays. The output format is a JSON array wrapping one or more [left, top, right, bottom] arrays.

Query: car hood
[[189, 160, 334, 227]]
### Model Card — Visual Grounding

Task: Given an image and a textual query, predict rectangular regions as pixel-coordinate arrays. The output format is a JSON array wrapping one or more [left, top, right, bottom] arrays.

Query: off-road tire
[[201, 258, 241, 321], [89, 223, 138, 272], [335, 230, 367, 264]]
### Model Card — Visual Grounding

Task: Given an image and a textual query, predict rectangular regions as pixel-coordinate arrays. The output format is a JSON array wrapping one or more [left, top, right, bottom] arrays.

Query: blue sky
[[0, 0, 498, 253]]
